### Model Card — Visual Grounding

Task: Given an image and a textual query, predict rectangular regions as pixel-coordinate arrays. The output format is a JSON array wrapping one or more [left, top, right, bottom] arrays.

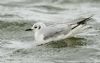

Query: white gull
[[25, 16, 93, 45]]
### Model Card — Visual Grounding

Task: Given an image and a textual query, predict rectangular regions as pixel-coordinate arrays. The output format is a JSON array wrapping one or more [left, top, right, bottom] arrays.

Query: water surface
[[0, 0, 100, 63]]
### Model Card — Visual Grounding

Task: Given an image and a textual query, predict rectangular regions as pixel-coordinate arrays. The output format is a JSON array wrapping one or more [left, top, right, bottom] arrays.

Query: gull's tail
[[65, 15, 94, 38], [72, 15, 93, 29]]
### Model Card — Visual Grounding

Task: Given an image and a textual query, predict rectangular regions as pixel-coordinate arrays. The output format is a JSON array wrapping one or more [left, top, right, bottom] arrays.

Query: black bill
[[25, 29, 33, 31]]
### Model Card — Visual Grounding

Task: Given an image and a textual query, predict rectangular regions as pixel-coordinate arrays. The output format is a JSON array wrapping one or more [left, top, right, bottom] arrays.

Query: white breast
[[34, 31, 44, 42]]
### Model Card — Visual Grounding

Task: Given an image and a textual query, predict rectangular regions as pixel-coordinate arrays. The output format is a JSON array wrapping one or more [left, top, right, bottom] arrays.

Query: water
[[0, 0, 100, 63]]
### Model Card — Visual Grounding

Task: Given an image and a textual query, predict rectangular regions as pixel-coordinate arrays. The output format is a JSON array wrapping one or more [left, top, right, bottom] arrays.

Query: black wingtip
[[77, 15, 94, 25], [71, 15, 94, 30]]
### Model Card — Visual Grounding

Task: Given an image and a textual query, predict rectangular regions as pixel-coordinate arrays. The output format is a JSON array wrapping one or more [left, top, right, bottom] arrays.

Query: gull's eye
[[34, 26, 37, 28]]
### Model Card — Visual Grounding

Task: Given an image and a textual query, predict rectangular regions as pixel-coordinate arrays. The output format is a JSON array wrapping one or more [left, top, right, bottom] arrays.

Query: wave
[[0, 21, 33, 31]]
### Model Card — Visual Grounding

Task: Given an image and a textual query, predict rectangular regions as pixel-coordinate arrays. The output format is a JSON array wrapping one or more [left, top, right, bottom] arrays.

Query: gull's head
[[25, 22, 46, 31]]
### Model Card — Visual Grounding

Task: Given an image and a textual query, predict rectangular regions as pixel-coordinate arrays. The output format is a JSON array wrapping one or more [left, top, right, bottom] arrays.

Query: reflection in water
[[43, 37, 87, 48]]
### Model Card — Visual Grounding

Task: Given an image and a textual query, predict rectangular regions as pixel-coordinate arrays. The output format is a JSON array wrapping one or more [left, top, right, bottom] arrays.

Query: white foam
[[1, 40, 35, 49]]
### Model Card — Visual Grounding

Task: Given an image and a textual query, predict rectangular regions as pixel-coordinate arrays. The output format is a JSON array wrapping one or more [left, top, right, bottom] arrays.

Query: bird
[[25, 15, 93, 45]]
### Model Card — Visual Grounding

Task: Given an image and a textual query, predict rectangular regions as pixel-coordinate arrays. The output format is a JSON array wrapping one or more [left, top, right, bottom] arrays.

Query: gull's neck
[[34, 23, 46, 42], [34, 30, 44, 42], [34, 25, 46, 42]]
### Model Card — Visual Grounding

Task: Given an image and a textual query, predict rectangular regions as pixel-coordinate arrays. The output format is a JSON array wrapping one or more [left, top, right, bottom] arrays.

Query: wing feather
[[42, 24, 71, 40]]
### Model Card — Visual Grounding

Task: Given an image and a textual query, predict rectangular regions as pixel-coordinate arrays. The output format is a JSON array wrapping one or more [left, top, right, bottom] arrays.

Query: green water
[[0, 0, 100, 63]]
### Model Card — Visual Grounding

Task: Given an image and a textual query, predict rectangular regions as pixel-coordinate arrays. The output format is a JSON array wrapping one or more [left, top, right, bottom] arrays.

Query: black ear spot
[[39, 26, 41, 29]]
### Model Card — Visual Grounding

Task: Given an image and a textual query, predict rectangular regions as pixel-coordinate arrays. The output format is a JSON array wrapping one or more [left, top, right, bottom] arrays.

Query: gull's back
[[39, 24, 71, 40]]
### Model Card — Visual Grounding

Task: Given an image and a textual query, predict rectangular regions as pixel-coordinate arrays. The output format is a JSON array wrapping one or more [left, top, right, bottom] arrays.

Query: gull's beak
[[25, 28, 33, 31]]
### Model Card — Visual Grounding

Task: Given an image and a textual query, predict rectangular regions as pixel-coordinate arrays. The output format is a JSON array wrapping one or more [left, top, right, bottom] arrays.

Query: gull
[[25, 16, 93, 45]]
